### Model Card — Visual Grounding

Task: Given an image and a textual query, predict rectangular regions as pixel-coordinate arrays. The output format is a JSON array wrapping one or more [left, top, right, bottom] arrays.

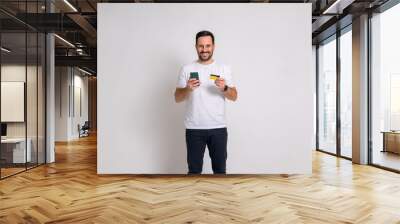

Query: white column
[[46, 33, 55, 163], [45, 0, 56, 163], [352, 14, 369, 164]]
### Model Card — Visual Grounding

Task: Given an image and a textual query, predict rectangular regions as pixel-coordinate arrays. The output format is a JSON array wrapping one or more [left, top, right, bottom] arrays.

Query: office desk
[[382, 131, 400, 154], [1, 138, 32, 163]]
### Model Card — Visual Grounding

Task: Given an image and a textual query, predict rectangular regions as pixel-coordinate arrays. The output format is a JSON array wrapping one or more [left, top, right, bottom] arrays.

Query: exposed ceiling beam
[[86, 0, 97, 12], [67, 13, 97, 40], [312, 15, 335, 33], [55, 55, 96, 70]]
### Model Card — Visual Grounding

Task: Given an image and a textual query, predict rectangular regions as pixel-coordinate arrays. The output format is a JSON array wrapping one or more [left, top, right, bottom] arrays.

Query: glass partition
[[0, 31, 28, 177], [0, 1, 46, 179]]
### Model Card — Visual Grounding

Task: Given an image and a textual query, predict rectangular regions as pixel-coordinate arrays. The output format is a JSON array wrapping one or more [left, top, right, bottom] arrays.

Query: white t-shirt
[[177, 60, 234, 129]]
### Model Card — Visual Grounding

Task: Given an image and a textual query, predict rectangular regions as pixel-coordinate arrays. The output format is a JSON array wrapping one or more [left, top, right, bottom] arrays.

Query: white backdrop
[[98, 3, 313, 174]]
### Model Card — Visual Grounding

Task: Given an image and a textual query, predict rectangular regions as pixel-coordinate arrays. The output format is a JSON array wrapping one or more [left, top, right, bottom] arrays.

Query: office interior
[[0, 0, 400, 223]]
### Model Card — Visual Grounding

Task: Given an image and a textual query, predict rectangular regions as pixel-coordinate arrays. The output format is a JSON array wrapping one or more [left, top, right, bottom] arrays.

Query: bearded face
[[196, 36, 214, 62]]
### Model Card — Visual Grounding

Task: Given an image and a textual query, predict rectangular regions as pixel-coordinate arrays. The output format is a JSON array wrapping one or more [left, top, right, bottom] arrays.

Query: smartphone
[[190, 72, 199, 80]]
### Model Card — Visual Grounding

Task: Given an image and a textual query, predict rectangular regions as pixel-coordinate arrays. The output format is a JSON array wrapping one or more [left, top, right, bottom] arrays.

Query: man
[[174, 30, 238, 174]]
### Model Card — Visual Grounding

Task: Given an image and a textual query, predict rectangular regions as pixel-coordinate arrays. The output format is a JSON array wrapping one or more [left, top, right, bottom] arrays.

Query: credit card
[[209, 74, 220, 81]]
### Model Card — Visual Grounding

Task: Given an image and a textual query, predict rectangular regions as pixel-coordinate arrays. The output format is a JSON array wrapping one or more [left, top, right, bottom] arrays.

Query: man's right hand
[[186, 78, 200, 91], [175, 79, 200, 103]]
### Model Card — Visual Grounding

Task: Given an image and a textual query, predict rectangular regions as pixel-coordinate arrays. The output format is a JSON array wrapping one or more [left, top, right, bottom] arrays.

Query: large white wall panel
[[98, 3, 313, 174]]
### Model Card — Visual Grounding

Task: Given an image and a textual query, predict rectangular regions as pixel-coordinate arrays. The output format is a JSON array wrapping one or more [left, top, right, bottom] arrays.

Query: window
[[318, 36, 337, 154], [339, 28, 352, 158], [370, 3, 400, 171]]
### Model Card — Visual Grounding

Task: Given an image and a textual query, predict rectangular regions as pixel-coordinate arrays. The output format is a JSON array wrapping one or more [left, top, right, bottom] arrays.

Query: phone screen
[[190, 72, 199, 80]]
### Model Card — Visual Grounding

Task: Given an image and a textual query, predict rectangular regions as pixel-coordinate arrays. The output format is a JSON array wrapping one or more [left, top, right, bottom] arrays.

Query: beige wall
[[55, 67, 89, 141], [88, 77, 97, 132]]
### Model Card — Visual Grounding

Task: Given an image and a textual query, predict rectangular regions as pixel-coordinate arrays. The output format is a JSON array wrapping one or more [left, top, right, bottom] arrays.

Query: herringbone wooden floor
[[1, 134, 400, 224]]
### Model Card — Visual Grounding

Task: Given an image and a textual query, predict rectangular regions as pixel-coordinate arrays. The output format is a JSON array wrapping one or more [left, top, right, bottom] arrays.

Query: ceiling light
[[1, 47, 11, 53], [322, 0, 355, 15], [78, 67, 93, 76], [63, 0, 78, 12], [54, 34, 75, 48], [323, 0, 343, 14]]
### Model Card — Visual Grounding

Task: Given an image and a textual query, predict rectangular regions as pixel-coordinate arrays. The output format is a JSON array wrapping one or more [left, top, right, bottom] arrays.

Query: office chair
[[79, 121, 90, 138]]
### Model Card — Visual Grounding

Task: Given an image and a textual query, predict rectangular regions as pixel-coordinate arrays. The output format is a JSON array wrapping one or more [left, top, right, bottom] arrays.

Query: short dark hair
[[196, 30, 215, 44]]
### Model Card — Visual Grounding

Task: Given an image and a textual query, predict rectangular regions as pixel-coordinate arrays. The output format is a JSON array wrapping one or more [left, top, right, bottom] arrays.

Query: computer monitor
[[1, 123, 7, 137]]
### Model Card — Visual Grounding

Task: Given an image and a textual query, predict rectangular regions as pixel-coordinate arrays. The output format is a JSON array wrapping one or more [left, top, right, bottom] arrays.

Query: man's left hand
[[215, 78, 226, 91]]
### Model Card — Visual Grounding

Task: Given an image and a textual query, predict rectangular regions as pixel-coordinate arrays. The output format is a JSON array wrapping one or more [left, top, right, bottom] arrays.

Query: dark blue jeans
[[185, 128, 228, 174]]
